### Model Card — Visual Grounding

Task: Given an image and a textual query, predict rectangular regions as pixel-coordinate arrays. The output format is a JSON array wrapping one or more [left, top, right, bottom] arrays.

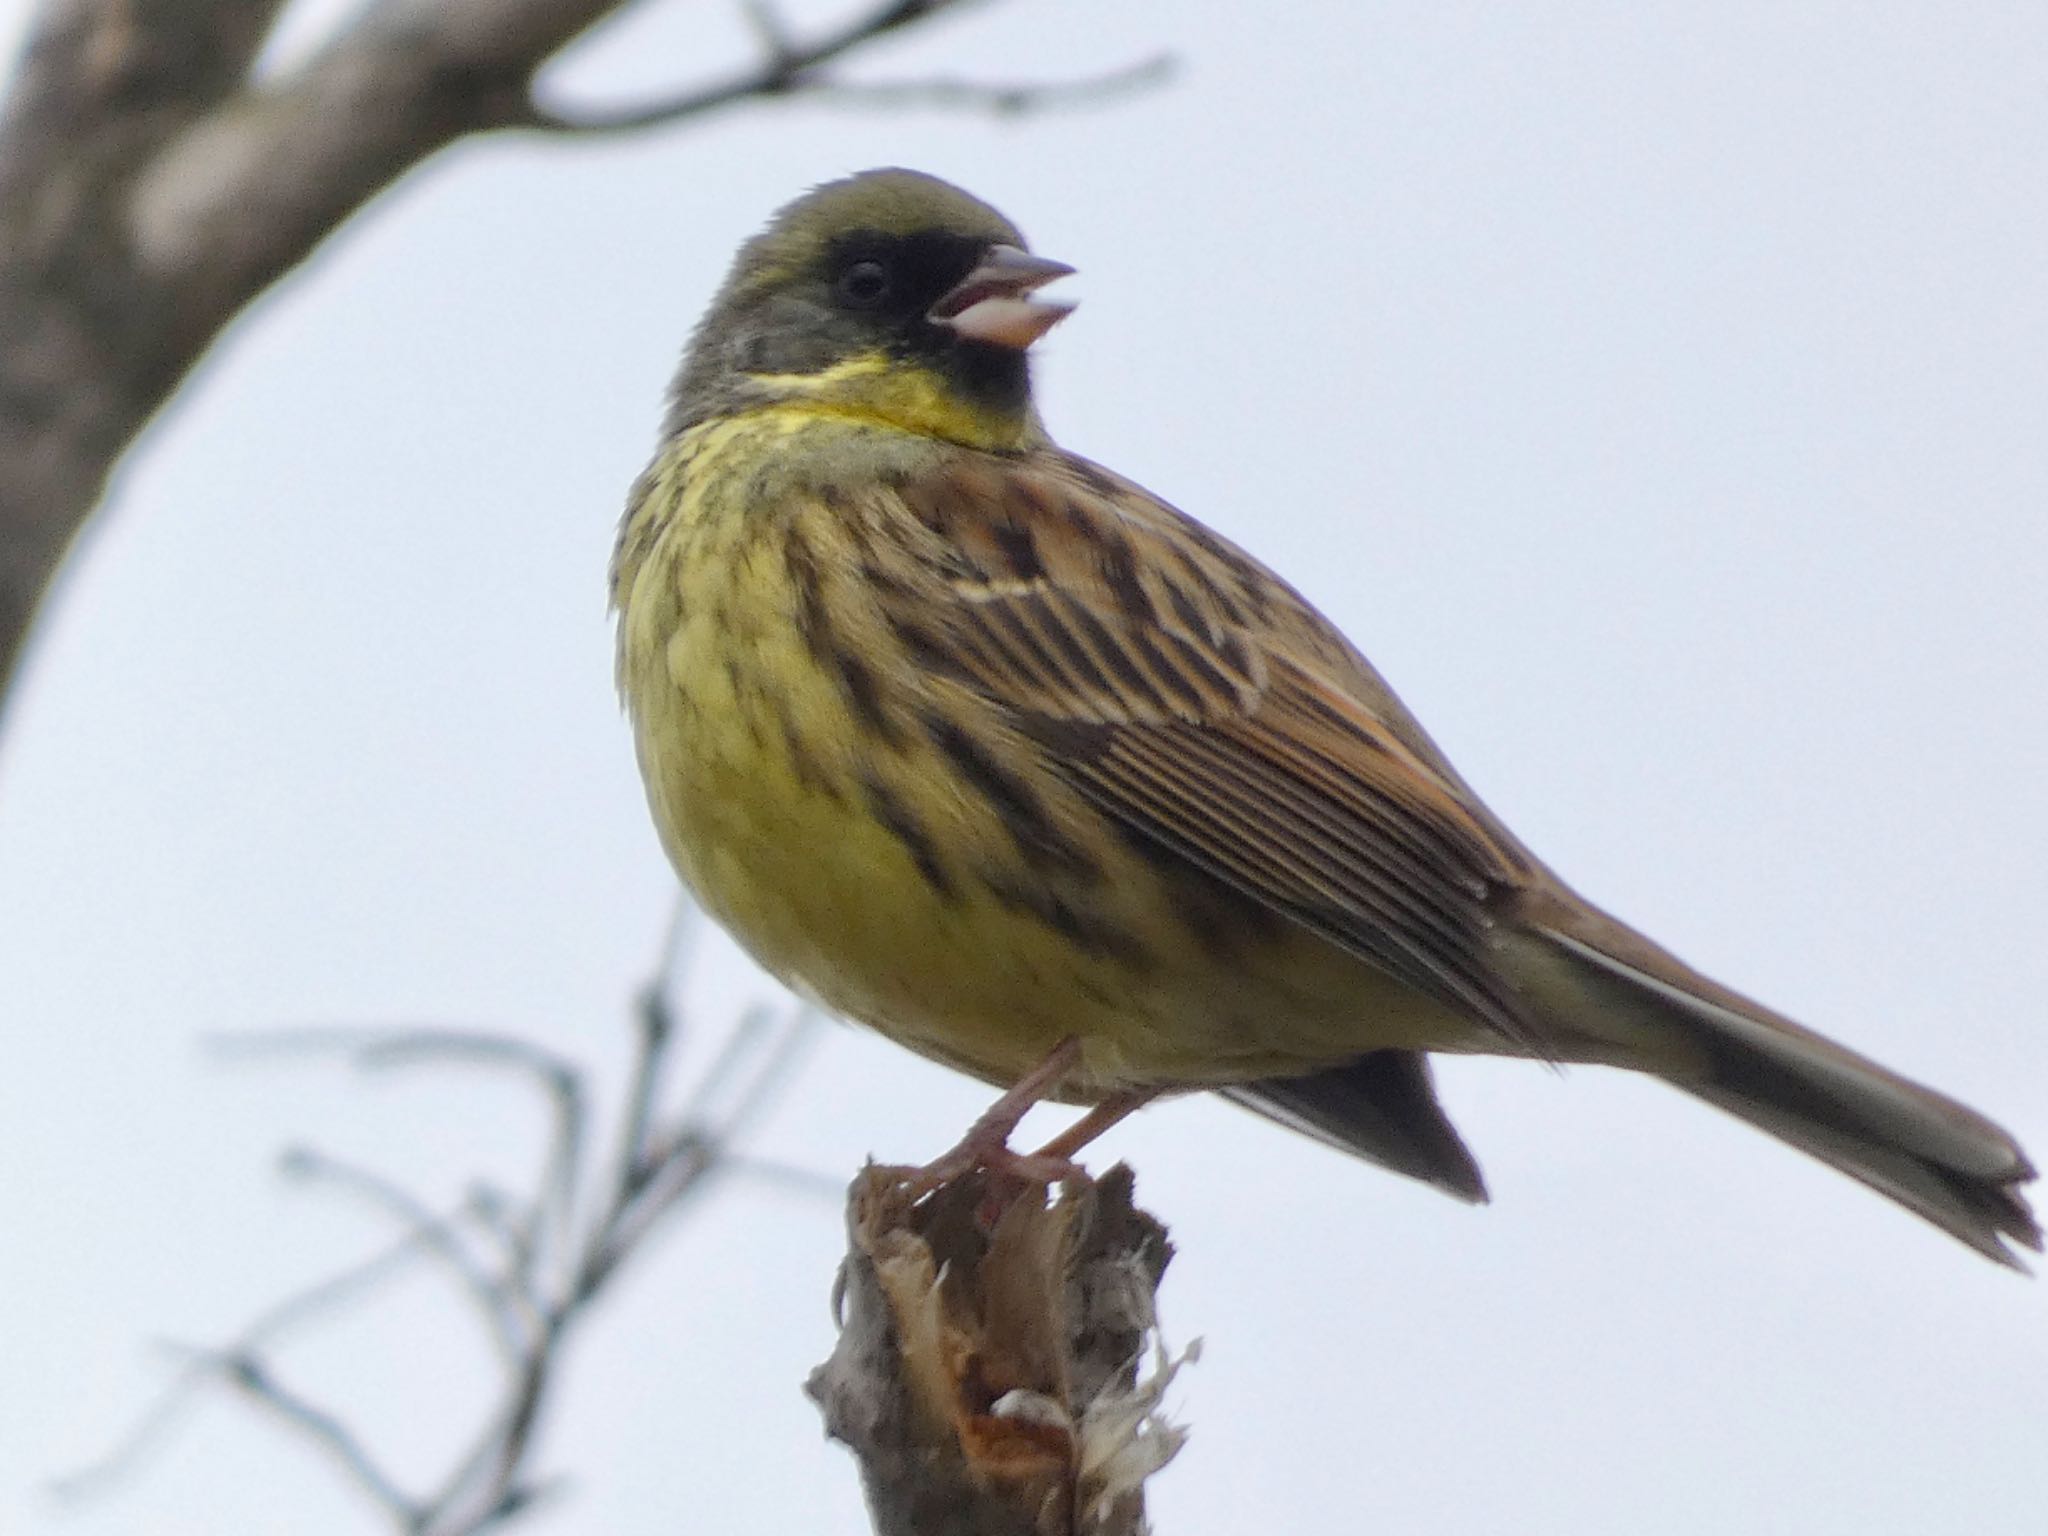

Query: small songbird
[[611, 168, 2038, 1265]]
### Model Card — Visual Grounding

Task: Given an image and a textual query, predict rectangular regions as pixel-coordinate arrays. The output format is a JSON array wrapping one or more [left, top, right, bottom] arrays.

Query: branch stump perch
[[810, 1165, 1189, 1536]]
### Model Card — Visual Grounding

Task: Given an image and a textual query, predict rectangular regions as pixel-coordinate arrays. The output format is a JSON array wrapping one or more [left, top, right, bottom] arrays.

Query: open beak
[[928, 245, 1076, 350]]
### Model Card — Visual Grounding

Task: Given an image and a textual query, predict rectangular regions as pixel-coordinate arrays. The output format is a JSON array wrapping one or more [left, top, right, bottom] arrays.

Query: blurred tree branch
[[64, 909, 1196, 1531], [58, 903, 830, 1535], [0, 0, 1170, 731], [59, 909, 1197, 1533]]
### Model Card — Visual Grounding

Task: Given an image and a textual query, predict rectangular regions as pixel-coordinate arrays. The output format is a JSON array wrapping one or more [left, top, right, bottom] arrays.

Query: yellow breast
[[612, 410, 1467, 1097]]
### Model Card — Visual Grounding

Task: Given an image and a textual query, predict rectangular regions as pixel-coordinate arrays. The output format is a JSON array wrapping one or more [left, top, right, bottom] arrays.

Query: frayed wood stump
[[807, 1164, 1190, 1536]]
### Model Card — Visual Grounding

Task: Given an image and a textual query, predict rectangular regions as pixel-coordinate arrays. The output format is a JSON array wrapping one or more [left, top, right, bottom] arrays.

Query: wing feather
[[872, 451, 1549, 1055]]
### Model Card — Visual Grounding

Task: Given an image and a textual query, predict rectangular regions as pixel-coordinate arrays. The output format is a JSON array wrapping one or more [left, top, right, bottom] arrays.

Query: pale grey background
[[2, 2, 2043, 1532]]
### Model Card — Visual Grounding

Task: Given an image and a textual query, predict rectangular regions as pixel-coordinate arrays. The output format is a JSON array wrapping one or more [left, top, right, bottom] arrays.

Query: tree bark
[[809, 1166, 1189, 1536]]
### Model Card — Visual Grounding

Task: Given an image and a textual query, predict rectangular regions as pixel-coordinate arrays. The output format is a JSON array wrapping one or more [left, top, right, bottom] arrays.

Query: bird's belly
[[623, 502, 1478, 1097], [640, 707, 1113, 1088], [640, 689, 1473, 1097]]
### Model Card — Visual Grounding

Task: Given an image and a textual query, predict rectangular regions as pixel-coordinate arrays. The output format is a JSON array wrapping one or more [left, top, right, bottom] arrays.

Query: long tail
[[1511, 893, 2040, 1268]]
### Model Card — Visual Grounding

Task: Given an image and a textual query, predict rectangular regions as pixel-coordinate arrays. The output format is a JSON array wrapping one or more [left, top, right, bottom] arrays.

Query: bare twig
[[617, 898, 697, 1183], [676, 999, 784, 1126], [52, 1205, 471, 1503], [279, 1144, 537, 1364], [693, 1000, 822, 1146], [796, 52, 1176, 119], [586, 1000, 819, 1287], [511, 0, 952, 131], [207, 1023, 582, 1089], [66, 898, 834, 1534], [201, 1347, 420, 1524], [210, 1023, 589, 1306], [528, 39, 1176, 135]]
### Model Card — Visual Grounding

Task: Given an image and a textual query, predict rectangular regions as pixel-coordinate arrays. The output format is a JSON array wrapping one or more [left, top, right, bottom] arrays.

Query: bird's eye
[[835, 259, 893, 308]]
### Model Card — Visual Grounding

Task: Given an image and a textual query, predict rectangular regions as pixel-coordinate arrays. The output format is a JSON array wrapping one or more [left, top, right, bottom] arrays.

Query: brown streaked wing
[[871, 449, 1550, 1056]]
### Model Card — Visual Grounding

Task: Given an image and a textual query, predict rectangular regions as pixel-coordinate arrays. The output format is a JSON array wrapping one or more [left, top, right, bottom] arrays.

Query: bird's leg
[[901, 1037, 1084, 1195], [1028, 1088, 1155, 1164], [962, 1087, 1154, 1227]]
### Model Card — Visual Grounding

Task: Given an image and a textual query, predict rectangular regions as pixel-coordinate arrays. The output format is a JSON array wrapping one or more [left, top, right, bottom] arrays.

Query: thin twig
[[50, 1349, 222, 1503], [210, 1026, 587, 1304], [674, 999, 788, 1130], [716, 1004, 820, 1137], [280, 1146, 536, 1364], [741, 0, 802, 67], [798, 53, 1176, 117], [53, 1194, 498, 1502], [464, 1183, 532, 1267], [79, 902, 832, 1532], [419, 1337, 561, 1536], [209, 1025, 579, 1085], [523, 0, 1168, 136], [238, 1207, 483, 1353], [426, 991, 820, 1533], [618, 897, 697, 1187], [584, 1134, 717, 1288], [198, 1347, 418, 1523], [639, 1003, 822, 1233], [595, 1003, 822, 1274]]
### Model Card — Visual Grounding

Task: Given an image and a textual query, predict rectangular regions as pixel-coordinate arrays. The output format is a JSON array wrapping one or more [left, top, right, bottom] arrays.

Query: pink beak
[[928, 245, 1077, 350]]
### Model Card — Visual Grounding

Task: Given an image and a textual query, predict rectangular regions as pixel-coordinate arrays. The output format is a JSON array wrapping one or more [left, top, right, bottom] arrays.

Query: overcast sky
[[3, 3, 2044, 1533]]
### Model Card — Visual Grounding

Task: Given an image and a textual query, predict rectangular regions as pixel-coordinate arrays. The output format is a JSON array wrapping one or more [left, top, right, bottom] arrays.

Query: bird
[[610, 167, 2038, 1267]]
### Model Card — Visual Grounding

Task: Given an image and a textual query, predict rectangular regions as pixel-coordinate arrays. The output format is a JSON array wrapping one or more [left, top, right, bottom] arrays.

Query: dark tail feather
[[1224, 1049, 1489, 1204], [1536, 925, 2041, 1269]]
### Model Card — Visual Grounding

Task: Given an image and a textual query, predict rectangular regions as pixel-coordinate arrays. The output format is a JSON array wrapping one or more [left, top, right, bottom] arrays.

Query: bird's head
[[666, 169, 1074, 452]]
